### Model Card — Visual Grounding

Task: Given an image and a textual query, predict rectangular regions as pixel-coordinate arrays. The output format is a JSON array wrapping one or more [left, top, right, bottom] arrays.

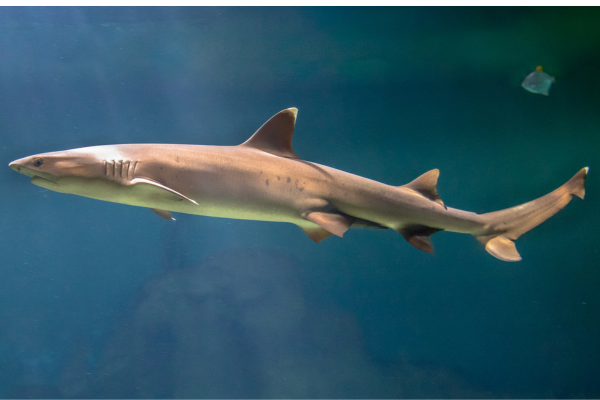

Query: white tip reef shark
[[9, 108, 588, 262]]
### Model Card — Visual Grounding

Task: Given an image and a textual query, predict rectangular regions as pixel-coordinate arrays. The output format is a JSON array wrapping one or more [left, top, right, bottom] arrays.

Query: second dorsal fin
[[402, 169, 445, 208], [239, 108, 299, 159]]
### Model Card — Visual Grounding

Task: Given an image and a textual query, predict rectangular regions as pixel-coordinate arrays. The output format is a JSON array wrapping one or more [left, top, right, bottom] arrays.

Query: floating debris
[[522, 65, 555, 96]]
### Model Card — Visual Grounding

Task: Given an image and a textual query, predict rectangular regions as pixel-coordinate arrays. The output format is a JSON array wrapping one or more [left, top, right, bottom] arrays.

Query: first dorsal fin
[[239, 108, 299, 159], [402, 169, 445, 208]]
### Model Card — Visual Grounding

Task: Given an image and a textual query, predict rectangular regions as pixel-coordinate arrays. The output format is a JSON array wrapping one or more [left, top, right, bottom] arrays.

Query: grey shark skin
[[9, 108, 588, 261]]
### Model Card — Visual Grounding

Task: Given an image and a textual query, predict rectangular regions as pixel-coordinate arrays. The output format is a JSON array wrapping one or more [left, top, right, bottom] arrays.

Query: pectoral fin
[[301, 210, 353, 238], [150, 208, 175, 220], [130, 178, 199, 205]]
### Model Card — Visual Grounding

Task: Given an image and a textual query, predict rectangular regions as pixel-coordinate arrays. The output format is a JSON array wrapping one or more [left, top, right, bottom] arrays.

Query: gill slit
[[123, 160, 130, 182], [131, 161, 138, 180], [104, 159, 136, 182]]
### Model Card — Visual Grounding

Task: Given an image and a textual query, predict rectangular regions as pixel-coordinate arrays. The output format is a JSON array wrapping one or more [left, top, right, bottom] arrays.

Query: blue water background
[[1, 7, 599, 398]]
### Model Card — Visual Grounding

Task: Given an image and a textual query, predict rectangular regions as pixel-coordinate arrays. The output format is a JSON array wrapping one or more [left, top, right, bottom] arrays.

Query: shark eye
[[33, 158, 44, 167]]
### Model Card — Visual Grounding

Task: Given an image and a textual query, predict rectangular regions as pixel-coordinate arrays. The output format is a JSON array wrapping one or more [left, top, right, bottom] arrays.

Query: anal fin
[[150, 208, 175, 221], [398, 224, 443, 253]]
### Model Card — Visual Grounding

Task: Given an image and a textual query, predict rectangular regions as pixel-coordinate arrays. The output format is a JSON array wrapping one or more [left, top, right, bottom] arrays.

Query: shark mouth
[[8, 162, 59, 188], [31, 175, 57, 187]]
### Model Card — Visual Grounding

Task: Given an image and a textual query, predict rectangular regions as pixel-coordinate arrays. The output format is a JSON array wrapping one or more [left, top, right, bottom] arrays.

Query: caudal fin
[[476, 167, 588, 262]]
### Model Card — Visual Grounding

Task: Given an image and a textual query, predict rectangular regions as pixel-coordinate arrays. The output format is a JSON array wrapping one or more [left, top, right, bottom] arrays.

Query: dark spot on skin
[[260, 171, 263, 174], [287, 177, 291, 183], [176, 156, 180, 163], [277, 176, 280, 181], [265, 179, 269, 186], [292, 179, 305, 192]]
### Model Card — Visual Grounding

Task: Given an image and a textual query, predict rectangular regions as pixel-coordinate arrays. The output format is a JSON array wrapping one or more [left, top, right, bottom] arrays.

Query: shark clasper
[[9, 108, 587, 262]]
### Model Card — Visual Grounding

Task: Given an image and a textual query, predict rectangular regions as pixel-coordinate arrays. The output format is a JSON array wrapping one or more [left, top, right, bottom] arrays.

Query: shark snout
[[9, 161, 22, 173], [9, 157, 48, 180], [9, 155, 43, 176], [9, 156, 34, 174]]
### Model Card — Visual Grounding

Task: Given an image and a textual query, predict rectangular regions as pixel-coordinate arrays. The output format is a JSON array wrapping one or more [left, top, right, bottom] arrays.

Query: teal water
[[1, 7, 599, 398]]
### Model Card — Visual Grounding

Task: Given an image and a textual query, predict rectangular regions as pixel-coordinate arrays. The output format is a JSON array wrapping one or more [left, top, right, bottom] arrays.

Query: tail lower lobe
[[476, 167, 588, 262]]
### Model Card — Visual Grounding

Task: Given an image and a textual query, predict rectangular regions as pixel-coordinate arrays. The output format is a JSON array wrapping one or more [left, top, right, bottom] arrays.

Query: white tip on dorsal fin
[[239, 108, 299, 159], [402, 169, 445, 208]]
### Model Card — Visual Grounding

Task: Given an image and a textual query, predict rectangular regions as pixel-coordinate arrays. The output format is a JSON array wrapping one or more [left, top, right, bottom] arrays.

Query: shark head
[[9, 147, 112, 196], [9, 145, 198, 209]]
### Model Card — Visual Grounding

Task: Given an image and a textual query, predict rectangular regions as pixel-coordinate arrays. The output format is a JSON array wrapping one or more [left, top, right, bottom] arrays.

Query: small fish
[[522, 65, 555, 96]]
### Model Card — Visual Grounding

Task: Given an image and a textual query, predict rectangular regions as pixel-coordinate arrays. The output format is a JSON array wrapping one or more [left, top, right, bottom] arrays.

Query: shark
[[9, 108, 588, 262]]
